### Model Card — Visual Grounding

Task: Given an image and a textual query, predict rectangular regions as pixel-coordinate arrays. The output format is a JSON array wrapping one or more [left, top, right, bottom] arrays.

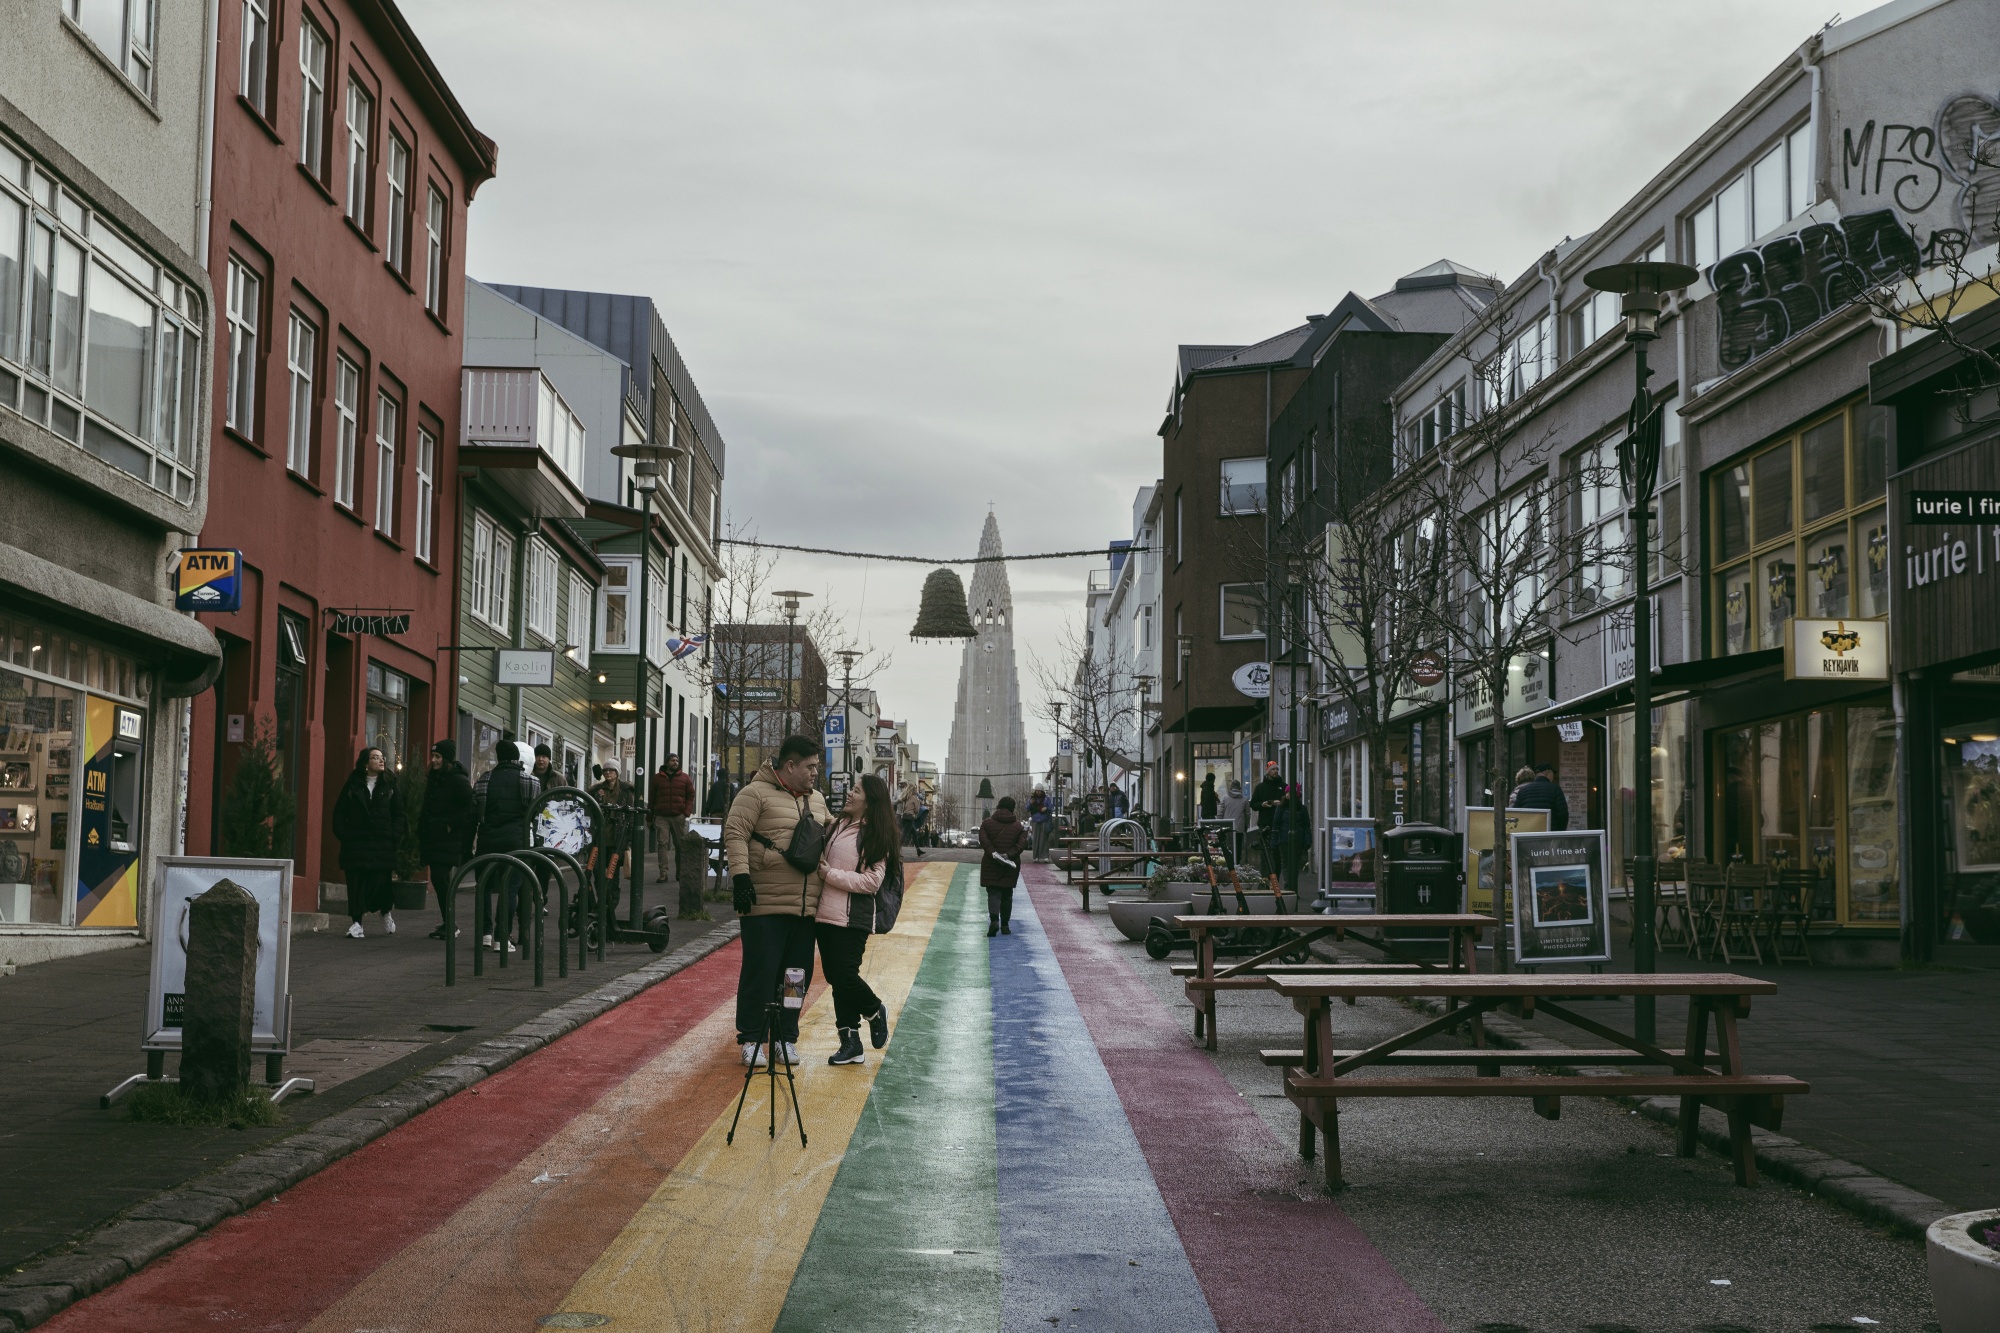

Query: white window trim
[[298, 17, 327, 177], [225, 258, 259, 437], [332, 355, 359, 509], [568, 570, 592, 667], [373, 391, 397, 536], [489, 529, 514, 634], [384, 133, 409, 274], [424, 186, 445, 315], [239, 0, 270, 114], [344, 78, 372, 227], [526, 539, 559, 643], [285, 310, 313, 474], [470, 512, 494, 628], [414, 426, 435, 564], [1219, 457, 1265, 517], [597, 555, 637, 653]]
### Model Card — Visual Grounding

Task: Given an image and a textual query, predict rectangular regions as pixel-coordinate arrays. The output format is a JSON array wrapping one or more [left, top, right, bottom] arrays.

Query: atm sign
[[175, 549, 242, 613]]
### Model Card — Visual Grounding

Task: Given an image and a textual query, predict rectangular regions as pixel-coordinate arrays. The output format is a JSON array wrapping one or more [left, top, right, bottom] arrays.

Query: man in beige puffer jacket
[[723, 736, 833, 1065]]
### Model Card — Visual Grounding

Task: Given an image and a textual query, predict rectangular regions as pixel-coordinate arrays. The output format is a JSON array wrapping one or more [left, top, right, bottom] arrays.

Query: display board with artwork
[[1508, 829, 1612, 965]]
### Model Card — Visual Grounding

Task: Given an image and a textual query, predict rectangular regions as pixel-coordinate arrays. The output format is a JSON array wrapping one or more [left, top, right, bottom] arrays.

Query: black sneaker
[[829, 1028, 865, 1065], [988, 917, 1000, 938], [867, 1006, 888, 1050]]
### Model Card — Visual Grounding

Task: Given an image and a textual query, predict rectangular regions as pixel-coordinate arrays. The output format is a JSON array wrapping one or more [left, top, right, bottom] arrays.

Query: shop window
[[365, 661, 409, 774], [599, 557, 635, 653], [0, 670, 77, 925], [1714, 701, 1896, 926], [273, 612, 308, 847], [1711, 401, 1891, 655]]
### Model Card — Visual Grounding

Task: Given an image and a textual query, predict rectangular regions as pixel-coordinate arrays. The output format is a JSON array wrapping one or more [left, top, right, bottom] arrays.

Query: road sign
[[175, 549, 241, 613], [824, 714, 846, 737]]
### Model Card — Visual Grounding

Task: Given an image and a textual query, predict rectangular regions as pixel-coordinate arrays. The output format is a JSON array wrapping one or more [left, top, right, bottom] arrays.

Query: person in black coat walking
[[1508, 765, 1570, 831], [418, 739, 475, 939], [331, 746, 405, 939], [473, 739, 541, 952], [979, 797, 1030, 937]]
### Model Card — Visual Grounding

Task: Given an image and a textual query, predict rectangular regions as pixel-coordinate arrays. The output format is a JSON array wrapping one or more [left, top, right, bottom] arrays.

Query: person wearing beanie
[[531, 742, 554, 786], [472, 738, 540, 953], [418, 739, 474, 940]]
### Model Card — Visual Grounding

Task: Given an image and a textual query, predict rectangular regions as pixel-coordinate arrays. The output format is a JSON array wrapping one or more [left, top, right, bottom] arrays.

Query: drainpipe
[[512, 520, 529, 738], [1797, 40, 1823, 206], [196, 0, 219, 259]]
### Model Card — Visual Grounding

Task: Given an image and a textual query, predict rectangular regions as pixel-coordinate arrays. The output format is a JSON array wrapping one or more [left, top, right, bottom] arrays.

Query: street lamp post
[[1135, 673, 1154, 818], [772, 590, 813, 743], [1583, 259, 1697, 1045], [833, 647, 860, 800], [1177, 633, 1193, 833], [611, 438, 684, 929], [1051, 700, 1064, 829]]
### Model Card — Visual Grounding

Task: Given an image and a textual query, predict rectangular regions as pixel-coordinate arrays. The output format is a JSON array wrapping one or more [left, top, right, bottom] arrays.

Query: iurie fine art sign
[[1509, 829, 1612, 966]]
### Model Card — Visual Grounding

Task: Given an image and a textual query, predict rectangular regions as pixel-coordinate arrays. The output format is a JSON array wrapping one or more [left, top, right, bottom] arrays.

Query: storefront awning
[[1548, 649, 1782, 721]]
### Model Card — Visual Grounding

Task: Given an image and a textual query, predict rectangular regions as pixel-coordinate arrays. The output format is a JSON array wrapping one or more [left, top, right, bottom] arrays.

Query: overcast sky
[[414, 0, 1842, 772]]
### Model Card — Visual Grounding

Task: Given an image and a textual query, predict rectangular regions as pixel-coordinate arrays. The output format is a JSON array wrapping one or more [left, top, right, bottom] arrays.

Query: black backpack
[[857, 855, 904, 935]]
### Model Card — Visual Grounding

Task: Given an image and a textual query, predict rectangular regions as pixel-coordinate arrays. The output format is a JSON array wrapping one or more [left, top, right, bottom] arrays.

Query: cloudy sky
[[414, 0, 1841, 769]]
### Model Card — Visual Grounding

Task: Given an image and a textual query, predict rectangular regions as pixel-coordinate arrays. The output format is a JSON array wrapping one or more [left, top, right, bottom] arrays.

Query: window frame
[[489, 527, 514, 633], [284, 308, 316, 475], [239, 0, 272, 116], [597, 555, 637, 653], [567, 569, 593, 666], [331, 352, 360, 509], [224, 256, 261, 440], [1218, 582, 1265, 641], [66, 0, 157, 98], [344, 76, 375, 232], [469, 511, 494, 627], [525, 539, 560, 643], [373, 388, 398, 537], [1218, 456, 1265, 517], [297, 14, 330, 181], [1688, 122, 1815, 268], [413, 423, 435, 564], [423, 183, 448, 317], [383, 131, 411, 277]]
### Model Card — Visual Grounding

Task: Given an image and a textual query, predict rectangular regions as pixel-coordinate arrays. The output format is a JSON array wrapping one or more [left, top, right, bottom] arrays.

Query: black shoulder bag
[[753, 793, 826, 874]]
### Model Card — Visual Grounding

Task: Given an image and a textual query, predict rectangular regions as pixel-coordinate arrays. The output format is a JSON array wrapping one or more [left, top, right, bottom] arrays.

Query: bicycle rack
[[443, 851, 537, 987]]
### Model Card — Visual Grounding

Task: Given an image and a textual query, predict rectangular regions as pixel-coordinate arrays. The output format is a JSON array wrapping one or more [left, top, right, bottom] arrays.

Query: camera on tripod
[[728, 966, 810, 1148]]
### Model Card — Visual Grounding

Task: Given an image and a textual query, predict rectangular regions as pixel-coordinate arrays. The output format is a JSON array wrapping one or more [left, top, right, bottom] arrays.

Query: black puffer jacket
[[418, 761, 475, 863], [332, 773, 406, 873], [979, 809, 1029, 889]]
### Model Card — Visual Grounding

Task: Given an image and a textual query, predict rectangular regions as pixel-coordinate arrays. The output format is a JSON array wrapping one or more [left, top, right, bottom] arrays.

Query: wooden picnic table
[[1267, 972, 1808, 1189], [1171, 914, 1493, 1050], [1068, 850, 1165, 901]]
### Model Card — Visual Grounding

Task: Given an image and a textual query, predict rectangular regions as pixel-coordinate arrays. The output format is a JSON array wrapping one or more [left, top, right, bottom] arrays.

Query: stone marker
[[180, 878, 260, 1102]]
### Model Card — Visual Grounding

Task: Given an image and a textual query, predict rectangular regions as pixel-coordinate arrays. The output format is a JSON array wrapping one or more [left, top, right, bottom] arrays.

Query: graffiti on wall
[[1708, 209, 1922, 369], [1839, 94, 2000, 246]]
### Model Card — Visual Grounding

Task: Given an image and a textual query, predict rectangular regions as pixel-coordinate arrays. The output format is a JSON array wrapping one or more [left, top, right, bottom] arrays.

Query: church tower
[[945, 512, 1031, 827]]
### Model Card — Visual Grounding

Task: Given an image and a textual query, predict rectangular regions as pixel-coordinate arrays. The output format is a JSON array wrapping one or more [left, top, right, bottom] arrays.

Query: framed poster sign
[[144, 857, 295, 1052], [1463, 806, 1549, 917], [1508, 829, 1611, 965], [1323, 818, 1378, 911]]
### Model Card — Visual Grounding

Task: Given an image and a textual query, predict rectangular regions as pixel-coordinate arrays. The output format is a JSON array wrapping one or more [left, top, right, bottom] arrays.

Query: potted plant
[[391, 765, 431, 912], [219, 726, 296, 860], [1106, 861, 1201, 942], [1927, 1209, 2000, 1332]]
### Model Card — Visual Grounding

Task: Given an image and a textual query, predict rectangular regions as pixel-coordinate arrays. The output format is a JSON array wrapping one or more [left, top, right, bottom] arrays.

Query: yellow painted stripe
[[551, 860, 957, 1332]]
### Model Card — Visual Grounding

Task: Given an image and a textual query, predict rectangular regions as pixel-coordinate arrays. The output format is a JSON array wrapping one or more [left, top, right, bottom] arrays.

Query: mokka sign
[[329, 611, 410, 636]]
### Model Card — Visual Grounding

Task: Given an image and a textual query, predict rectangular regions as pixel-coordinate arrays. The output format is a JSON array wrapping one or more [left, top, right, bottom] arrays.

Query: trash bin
[[1380, 822, 1464, 958]]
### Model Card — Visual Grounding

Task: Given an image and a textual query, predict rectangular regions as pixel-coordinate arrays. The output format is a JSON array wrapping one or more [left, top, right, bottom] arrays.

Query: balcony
[[460, 367, 588, 519]]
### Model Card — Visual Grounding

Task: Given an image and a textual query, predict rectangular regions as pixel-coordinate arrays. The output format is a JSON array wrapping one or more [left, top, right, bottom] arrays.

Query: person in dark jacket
[[1276, 786, 1312, 897], [979, 796, 1030, 937], [1509, 765, 1570, 831], [418, 739, 475, 939], [1026, 787, 1053, 862], [704, 773, 733, 818], [1199, 772, 1219, 821], [1249, 762, 1287, 878], [331, 746, 405, 939], [473, 740, 542, 952]]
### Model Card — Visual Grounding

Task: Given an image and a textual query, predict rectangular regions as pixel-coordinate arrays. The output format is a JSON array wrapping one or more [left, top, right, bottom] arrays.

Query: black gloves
[[733, 874, 756, 915]]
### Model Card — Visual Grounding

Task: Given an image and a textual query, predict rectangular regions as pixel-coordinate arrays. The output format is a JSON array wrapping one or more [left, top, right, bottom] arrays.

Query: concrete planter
[[1927, 1209, 2000, 1333], [391, 879, 431, 912], [1107, 899, 1191, 941]]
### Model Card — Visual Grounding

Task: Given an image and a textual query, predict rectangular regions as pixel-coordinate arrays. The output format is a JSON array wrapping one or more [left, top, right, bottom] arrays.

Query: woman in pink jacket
[[816, 773, 900, 1066]]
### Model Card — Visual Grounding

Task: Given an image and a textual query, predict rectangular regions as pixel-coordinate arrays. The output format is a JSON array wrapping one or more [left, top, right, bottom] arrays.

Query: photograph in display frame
[[1510, 829, 1611, 965], [1323, 818, 1379, 913], [0, 761, 30, 792], [0, 727, 27, 755]]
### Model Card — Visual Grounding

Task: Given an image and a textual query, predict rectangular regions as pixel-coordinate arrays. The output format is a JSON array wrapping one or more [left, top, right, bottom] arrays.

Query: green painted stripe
[[775, 865, 1000, 1332]]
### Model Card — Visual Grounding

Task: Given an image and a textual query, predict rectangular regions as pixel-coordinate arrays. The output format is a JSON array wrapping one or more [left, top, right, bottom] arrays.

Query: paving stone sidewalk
[[0, 860, 733, 1277]]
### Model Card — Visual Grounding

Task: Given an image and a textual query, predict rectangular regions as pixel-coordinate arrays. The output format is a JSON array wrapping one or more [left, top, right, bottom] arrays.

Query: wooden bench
[[1173, 914, 1493, 1050], [1268, 971, 1806, 1189], [1067, 849, 1161, 896]]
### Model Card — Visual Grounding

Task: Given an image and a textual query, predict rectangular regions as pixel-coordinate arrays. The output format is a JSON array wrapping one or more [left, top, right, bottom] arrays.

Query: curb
[[0, 923, 741, 1332], [1307, 942, 1956, 1241]]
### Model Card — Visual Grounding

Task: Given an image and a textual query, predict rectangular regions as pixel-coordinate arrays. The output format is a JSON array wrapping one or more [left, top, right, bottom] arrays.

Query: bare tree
[[1844, 223, 2000, 427], [1029, 613, 1137, 809]]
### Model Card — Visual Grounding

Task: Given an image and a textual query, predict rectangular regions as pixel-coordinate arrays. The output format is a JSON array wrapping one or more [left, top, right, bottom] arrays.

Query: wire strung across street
[[721, 538, 1160, 564]]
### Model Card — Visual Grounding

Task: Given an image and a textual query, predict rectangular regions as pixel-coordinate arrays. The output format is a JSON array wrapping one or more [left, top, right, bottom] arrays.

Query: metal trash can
[[1380, 823, 1464, 958]]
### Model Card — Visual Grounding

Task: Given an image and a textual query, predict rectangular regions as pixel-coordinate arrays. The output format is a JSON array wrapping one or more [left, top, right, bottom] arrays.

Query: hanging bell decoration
[[976, 777, 994, 799], [909, 567, 977, 641]]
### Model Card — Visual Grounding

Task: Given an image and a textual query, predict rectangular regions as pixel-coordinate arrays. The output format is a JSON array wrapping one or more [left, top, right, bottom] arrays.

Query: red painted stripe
[[47, 945, 745, 1333], [1025, 868, 1446, 1333]]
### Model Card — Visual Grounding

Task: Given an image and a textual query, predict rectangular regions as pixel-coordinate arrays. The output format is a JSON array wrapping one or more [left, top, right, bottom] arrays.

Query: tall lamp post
[[1176, 633, 1193, 832], [610, 437, 684, 928], [1582, 259, 1696, 1045], [833, 647, 860, 799], [772, 590, 813, 743], [1134, 673, 1154, 817], [1050, 700, 1065, 828]]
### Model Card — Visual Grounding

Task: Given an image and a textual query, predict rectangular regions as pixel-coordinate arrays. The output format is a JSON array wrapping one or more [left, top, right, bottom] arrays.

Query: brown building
[[184, 0, 495, 915], [712, 623, 827, 786]]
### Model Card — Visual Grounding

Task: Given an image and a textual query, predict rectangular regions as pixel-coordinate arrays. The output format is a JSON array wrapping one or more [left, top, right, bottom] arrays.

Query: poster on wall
[[1509, 829, 1611, 965], [76, 697, 139, 928], [1323, 818, 1378, 912], [144, 857, 295, 1052], [1463, 806, 1549, 917]]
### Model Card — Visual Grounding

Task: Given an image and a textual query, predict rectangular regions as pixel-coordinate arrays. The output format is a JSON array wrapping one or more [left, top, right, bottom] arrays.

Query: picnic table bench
[[1069, 850, 1163, 907], [1172, 913, 1494, 1050], [1268, 972, 1808, 1189]]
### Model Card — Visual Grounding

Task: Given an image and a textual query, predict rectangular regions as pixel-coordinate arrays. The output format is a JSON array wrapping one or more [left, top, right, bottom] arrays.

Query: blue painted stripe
[[989, 885, 1219, 1332]]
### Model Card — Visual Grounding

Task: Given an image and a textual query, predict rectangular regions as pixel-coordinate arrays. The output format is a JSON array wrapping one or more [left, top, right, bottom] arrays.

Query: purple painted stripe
[[1024, 867, 1447, 1333]]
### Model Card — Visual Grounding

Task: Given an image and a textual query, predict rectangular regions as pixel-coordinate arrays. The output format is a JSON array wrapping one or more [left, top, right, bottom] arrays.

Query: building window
[[413, 426, 434, 562], [1712, 399, 1890, 656], [67, 0, 156, 96], [599, 557, 636, 653], [1505, 312, 1555, 401], [224, 258, 259, 438], [1571, 435, 1628, 610], [298, 16, 328, 179], [470, 512, 493, 626], [648, 565, 669, 666], [1689, 123, 1814, 267], [332, 354, 359, 508], [1277, 456, 1299, 523], [1219, 457, 1264, 515], [239, 0, 270, 114], [1567, 288, 1621, 357], [364, 661, 410, 774], [344, 80, 373, 229], [470, 516, 513, 632], [568, 571, 592, 666], [526, 540, 558, 642], [285, 311, 314, 474], [424, 186, 446, 316], [1219, 583, 1264, 640], [1174, 489, 1183, 565], [373, 391, 397, 535], [384, 133, 410, 276]]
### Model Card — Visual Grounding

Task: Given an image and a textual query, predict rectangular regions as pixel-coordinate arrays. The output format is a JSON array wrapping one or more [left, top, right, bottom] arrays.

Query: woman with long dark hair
[[979, 795, 1029, 936], [815, 773, 900, 1066], [331, 746, 405, 938]]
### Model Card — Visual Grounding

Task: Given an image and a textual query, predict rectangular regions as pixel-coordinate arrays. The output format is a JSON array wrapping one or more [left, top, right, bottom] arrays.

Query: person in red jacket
[[650, 753, 698, 882]]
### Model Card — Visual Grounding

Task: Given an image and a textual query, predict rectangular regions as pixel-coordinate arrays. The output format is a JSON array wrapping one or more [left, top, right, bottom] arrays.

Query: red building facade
[[186, 0, 495, 911]]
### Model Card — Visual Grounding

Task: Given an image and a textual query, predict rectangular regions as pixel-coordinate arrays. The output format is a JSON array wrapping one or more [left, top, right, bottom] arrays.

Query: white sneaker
[[782, 1042, 799, 1066], [347, 921, 365, 939], [481, 933, 495, 949], [383, 912, 396, 935], [741, 1042, 767, 1068]]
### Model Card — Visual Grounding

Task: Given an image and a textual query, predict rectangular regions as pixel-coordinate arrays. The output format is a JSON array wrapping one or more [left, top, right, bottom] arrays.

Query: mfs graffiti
[[1840, 93, 2000, 244]]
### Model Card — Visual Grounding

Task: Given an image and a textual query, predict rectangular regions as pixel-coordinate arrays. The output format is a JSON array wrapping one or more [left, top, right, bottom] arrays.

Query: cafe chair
[[1766, 870, 1814, 966], [1684, 860, 1726, 960], [1718, 863, 1769, 965]]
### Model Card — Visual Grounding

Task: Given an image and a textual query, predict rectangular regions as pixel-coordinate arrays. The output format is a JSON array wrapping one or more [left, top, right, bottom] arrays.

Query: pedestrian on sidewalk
[[815, 773, 901, 1066], [331, 746, 404, 939], [530, 743, 555, 789], [1509, 765, 1570, 831], [1027, 786, 1053, 862], [1199, 772, 1219, 821], [1219, 779, 1248, 864], [898, 783, 925, 858], [1276, 785, 1311, 899], [1250, 761, 1286, 879], [979, 795, 1029, 937], [723, 735, 833, 1068], [473, 739, 541, 953], [418, 739, 474, 940], [704, 770, 732, 817], [650, 754, 696, 882]]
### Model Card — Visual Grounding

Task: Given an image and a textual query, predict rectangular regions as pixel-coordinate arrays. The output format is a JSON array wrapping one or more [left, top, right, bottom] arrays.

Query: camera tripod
[[726, 992, 808, 1148]]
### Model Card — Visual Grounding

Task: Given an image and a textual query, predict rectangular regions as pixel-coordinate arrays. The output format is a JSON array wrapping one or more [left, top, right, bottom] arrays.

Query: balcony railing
[[461, 366, 585, 487]]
